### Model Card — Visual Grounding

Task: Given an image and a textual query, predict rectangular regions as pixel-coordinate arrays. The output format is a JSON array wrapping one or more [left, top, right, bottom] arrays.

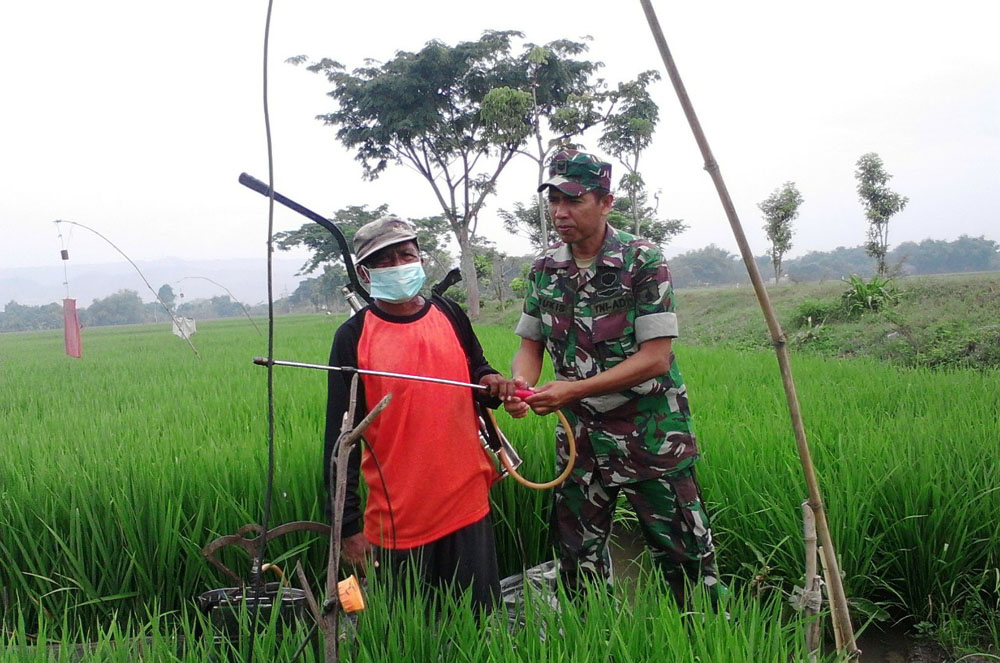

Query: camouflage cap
[[537, 149, 612, 197], [353, 216, 418, 265]]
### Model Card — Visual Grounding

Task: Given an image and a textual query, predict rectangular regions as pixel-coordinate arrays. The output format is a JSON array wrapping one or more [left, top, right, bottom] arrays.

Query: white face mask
[[366, 262, 426, 303]]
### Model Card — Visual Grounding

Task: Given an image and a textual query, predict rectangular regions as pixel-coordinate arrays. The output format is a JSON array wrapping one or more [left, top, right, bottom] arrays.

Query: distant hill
[[666, 236, 1000, 288], [0, 257, 309, 311]]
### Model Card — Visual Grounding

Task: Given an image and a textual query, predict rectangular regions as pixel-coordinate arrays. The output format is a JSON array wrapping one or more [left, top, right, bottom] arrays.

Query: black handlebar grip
[[239, 172, 270, 195], [237, 171, 372, 304]]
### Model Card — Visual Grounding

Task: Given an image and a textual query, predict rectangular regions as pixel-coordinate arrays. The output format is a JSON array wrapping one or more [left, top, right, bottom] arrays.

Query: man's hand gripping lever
[[487, 385, 577, 491]]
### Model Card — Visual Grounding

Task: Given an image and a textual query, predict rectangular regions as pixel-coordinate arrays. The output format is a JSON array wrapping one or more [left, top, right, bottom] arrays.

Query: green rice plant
[[680, 343, 999, 649], [0, 317, 334, 633], [0, 599, 318, 663], [327, 563, 813, 663], [2, 315, 998, 653], [125, 571, 806, 663]]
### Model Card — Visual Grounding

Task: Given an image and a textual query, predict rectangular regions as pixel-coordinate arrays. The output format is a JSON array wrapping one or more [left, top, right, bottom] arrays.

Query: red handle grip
[[513, 388, 535, 399]]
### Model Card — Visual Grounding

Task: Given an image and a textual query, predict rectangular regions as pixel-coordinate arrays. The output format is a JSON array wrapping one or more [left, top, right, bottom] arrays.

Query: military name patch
[[539, 296, 569, 315], [593, 295, 633, 316]]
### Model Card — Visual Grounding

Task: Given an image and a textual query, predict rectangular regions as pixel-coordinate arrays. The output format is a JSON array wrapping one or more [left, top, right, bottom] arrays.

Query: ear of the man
[[600, 193, 615, 213]]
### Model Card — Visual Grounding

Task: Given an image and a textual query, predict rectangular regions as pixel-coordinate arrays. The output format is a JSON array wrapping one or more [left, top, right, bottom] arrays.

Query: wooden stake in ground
[[819, 546, 845, 652], [802, 501, 822, 662], [636, 1, 859, 657], [322, 376, 392, 663]]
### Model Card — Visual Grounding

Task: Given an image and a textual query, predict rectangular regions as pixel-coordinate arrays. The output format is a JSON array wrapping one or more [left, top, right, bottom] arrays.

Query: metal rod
[[637, 0, 859, 656], [176, 276, 263, 336], [255, 357, 489, 391], [255, 357, 537, 400], [53, 219, 200, 358]]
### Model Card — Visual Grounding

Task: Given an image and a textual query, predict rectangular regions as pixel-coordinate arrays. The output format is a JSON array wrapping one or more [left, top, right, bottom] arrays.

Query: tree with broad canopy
[[298, 31, 535, 316], [500, 38, 607, 250], [599, 70, 663, 238]]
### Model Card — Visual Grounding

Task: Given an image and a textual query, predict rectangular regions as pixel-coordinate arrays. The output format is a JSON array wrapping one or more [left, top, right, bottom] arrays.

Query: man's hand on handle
[[502, 376, 534, 418], [342, 532, 371, 567], [479, 373, 521, 402], [517, 380, 583, 416], [502, 377, 585, 417]]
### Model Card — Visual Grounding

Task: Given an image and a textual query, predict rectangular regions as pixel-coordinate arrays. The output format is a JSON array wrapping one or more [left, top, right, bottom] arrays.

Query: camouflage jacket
[[514, 224, 698, 484]]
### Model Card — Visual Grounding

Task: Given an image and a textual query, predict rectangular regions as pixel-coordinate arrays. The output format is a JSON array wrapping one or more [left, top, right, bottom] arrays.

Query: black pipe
[[239, 172, 372, 305]]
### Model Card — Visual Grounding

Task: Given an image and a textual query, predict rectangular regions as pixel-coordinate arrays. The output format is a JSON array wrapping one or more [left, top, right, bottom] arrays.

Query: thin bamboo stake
[[802, 501, 821, 662], [637, 1, 859, 657]]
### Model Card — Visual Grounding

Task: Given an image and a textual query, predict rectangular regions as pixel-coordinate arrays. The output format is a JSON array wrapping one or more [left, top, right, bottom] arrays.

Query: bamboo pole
[[637, 1, 859, 656], [802, 501, 821, 662], [819, 546, 845, 652]]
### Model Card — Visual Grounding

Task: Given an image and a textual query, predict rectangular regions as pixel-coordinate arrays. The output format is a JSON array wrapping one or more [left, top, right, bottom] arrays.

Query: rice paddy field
[[2, 315, 998, 661]]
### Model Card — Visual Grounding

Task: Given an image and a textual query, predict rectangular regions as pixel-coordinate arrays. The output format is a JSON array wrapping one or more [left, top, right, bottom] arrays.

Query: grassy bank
[[677, 272, 1000, 369]]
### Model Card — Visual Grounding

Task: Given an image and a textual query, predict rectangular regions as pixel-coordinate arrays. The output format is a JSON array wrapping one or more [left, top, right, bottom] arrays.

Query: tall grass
[[683, 344, 999, 647], [2, 315, 998, 652], [1, 318, 332, 630], [3, 577, 811, 662]]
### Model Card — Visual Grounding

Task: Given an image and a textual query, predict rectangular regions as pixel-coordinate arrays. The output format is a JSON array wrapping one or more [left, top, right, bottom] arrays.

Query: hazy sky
[[2, 1, 997, 275]]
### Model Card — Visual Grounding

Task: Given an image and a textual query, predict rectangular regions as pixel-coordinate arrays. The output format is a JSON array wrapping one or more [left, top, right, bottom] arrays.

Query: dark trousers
[[374, 513, 501, 615]]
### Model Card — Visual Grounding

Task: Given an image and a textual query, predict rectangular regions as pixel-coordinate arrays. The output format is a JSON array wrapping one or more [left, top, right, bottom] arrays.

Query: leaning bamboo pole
[[636, 1, 859, 656]]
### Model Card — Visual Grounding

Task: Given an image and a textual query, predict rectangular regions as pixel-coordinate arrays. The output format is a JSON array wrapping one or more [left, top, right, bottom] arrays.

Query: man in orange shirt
[[324, 216, 517, 613]]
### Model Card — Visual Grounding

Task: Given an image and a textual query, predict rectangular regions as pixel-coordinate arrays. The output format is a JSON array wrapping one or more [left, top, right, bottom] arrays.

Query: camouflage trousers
[[551, 464, 721, 602]]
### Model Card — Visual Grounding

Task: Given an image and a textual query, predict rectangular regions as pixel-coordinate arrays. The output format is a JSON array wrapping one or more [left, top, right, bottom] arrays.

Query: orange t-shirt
[[356, 305, 494, 549]]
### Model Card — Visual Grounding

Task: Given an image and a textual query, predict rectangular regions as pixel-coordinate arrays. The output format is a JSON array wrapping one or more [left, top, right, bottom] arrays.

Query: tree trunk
[[458, 231, 480, 317], [537, 190, 549, 251], [493, 256, 506, 310], [536, 156, 549, 251], [880, 223, 890, 277], [632, 186, 641, 236]]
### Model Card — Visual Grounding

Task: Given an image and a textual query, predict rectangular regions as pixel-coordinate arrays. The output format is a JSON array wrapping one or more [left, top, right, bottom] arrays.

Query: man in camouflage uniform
[[508, 149, 721, 605]]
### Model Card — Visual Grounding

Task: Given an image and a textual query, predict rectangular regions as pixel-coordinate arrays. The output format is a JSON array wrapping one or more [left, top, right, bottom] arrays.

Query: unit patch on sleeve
[[635, 280, 662, 306]]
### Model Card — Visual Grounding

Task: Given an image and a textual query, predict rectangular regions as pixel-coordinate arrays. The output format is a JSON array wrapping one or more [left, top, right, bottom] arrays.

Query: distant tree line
[[0, 288, 258, 333], [0, 301, 65, 332], [2, 235, 997, 332], [666, 235, 1000, 289], [289, 233, 1000, 308]]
